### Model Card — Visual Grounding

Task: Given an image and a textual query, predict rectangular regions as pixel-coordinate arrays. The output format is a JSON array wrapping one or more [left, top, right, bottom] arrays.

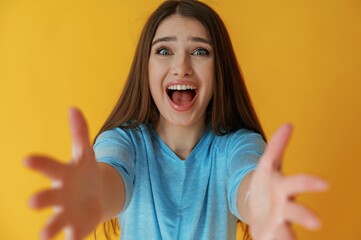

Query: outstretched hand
[[248, 124, 328, 240], [25, 108, 103, 240]]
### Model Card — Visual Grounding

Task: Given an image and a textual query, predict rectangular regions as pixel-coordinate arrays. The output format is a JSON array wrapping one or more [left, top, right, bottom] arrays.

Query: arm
[[236, 125, 328, 240], [237, 171, 254, 224], [98, 163, 126, 222], [25, 108, 126, 240]]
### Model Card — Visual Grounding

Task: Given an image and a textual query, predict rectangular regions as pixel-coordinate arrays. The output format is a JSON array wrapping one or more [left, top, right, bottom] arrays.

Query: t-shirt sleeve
[[227, 129, 266, 221], [93, 128, 135, 214]]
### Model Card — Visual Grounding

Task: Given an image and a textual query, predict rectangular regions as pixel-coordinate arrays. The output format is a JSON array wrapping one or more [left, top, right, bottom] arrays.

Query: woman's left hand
[[247, 124, 328, 240]]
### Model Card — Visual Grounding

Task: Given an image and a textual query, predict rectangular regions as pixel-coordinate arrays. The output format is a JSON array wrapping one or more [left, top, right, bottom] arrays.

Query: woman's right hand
[[25, 108, 103, 240]]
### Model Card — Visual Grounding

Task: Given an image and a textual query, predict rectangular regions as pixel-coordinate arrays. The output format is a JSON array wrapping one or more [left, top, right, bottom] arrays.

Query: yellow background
[[1, 0, 360, 239]]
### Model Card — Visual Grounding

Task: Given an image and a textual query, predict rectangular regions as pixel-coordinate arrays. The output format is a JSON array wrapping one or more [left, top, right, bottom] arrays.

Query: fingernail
[[28, 197, 35, 208], [23, 157, 31, 167], [40, 230, 49, 240], [317, 181, 329, 190], [23, 158, 29, 166], [308, 218, 321, 229], [69, 107, 75, 117]]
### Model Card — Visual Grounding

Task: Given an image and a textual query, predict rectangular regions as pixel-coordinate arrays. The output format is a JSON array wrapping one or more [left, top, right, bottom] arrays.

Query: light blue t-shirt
[[94, 124, 265, 240]]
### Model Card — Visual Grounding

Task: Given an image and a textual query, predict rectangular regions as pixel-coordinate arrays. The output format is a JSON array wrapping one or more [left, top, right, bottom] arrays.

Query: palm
[[25, 108, 102, 240], [247, 125, 328, 240]]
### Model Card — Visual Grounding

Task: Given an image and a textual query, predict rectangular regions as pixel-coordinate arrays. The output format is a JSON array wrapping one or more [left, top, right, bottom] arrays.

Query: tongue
[[172, 90, 193, 105]]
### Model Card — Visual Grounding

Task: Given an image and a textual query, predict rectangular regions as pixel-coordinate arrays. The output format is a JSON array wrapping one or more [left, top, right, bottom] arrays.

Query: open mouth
[[166, 84, 198, 106]]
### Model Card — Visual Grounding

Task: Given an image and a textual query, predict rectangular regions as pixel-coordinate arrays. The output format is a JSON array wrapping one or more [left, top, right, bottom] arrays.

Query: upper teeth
[[167, 85, 197, 90]]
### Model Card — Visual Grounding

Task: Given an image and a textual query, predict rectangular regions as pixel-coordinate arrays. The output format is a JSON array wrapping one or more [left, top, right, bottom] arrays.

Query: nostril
[[171, 63, 193, 77]]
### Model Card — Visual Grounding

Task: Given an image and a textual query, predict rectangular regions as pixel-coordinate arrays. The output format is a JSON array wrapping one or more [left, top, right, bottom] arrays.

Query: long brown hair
[[96, 1, 265, 239]]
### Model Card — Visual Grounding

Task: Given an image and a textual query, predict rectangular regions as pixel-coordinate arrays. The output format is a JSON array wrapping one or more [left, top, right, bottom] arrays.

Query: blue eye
[[156, 47, 172, 55], [192, 48, 209, 56]]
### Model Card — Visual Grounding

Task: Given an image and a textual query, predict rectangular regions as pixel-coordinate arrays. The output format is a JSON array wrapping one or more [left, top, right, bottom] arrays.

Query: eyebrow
[[151, 36, 212, 46]]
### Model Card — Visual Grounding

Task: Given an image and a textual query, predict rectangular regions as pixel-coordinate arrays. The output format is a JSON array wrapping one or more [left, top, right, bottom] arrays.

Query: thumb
[[68, 107, 92, 162], [259, 124, 293, 171]]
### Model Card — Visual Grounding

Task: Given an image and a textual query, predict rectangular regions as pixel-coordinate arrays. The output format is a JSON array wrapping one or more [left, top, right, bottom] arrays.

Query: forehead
[[153, 14, 209, 40]]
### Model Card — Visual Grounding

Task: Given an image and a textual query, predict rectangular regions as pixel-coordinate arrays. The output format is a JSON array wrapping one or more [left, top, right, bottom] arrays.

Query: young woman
[[25, 1, 328, 239]]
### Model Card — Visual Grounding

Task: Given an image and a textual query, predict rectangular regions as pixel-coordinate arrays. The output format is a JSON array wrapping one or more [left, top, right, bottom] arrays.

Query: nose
[[171, 54, 193, 77]]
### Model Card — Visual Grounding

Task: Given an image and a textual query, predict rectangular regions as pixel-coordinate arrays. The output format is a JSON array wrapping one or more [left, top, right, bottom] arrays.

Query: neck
[[155, 118, 207, 160]]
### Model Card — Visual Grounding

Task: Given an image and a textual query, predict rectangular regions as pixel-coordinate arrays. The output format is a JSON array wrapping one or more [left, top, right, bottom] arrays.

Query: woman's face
[[148, 15, 214, 129]]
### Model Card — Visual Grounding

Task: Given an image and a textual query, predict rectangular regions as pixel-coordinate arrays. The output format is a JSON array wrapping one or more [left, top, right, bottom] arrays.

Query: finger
[[285, 202, 321, 230], [29, 188, 62, 209], [259, 124, 293, 171], [24, 155, 66, 180], [283, 174, 329, 195], [41, 211, 66, 240], [68, 107, 92, 162], [65, 227, 82, 240]]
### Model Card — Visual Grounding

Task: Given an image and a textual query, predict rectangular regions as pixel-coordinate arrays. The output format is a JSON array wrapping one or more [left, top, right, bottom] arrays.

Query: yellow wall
[[0, 0, 360, 239]]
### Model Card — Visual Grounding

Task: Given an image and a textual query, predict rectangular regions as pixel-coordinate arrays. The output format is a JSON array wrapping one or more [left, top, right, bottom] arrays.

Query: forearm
[[237, 171, 254, 224], [98, 163, 126, 222]]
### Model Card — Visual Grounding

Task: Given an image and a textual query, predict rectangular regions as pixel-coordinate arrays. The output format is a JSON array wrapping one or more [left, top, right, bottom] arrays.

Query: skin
[[25, 108, 125, 240], [148, 15, 215, 159], [238, 125, 328, 239], [24, 15, 328, 240]]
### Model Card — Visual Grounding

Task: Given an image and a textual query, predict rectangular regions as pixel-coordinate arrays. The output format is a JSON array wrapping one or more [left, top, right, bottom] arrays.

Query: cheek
[[148, 60, 166, 85], [201, 63, 215, 90], [148, 60, 156, 84], [206, 72, 215, 100], [148, 68, 163, 104], [199, 60, 214, 76], [148, 79, 160, 100]]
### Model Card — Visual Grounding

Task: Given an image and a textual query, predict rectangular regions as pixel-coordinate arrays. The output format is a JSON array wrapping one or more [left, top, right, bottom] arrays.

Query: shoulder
[[210, 129, 266, 162], [94, 125, 147, 147], [213, 128, 265, 150], [95, 127, 130, 143], [230, 129, 265, 147]]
